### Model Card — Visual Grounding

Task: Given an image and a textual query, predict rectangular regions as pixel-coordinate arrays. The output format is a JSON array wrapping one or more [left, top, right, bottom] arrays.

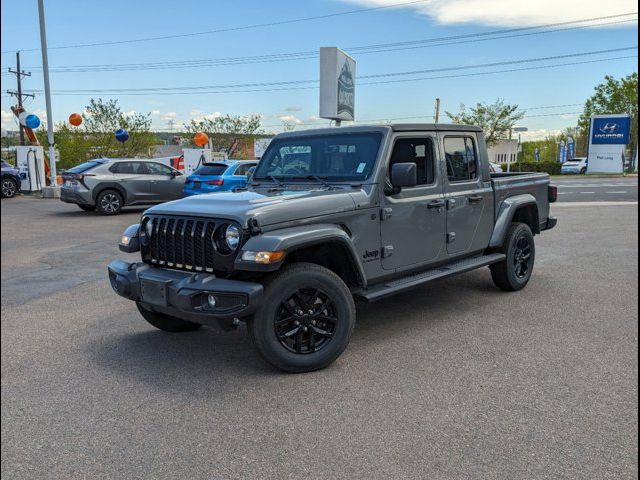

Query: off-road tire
[[136, 302, 202, 332], [248, 263, 356, 373], [490, 222, 536, 292]]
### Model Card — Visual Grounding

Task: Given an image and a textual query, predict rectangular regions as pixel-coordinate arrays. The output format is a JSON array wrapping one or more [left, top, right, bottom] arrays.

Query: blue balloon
[[25, 114, 41, 129], [115, 128, 129, 143]]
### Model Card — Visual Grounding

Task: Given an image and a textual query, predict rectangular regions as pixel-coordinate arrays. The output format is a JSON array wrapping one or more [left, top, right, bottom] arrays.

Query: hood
[[146, 186, 358, 227]]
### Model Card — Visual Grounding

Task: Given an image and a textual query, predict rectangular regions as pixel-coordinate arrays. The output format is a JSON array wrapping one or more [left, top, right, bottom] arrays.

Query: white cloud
[[341, 0, 637, 27], [151, 110, 161, 116], [189, 110, 222, 122], [162, 111, 177, 121], [519, 128, 563, 141], [123, 110, 137, 117], [279, 115, 304, 125], [1, 110, 15, 128]]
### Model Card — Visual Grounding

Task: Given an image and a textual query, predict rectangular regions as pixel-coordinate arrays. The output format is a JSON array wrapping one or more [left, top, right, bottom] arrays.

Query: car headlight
[[224, 225, 240, 251]]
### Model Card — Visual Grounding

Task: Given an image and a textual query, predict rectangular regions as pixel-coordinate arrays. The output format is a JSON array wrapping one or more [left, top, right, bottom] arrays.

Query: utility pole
[[7, 51, 33, 146], [434, 98, 441, 123], [37, 0, 58, 189]]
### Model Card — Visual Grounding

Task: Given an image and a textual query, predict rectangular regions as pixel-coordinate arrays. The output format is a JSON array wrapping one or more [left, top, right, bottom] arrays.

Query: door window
[[444, 137, 478, 182], [388, 137, 436, 187], [110, 162, 146, 174], [234, 163, 257, 176], [145, 162, 174, 176]]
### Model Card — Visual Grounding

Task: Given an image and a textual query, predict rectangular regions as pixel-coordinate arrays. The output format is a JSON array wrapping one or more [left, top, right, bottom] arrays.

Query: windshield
[[254, 132, 382, 182], [194, 164, 229, 176]]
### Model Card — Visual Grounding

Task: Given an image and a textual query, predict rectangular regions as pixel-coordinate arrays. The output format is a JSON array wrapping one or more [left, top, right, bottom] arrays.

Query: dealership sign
[[587, 114, 631, 173], [320, 47, 356, 122]]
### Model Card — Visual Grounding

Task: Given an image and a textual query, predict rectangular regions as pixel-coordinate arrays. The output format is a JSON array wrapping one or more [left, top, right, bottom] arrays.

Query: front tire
[[136, 303, 202, 332], [96, 189, 123, 215], [248, 263, 356, 373], [490, 222, 536, 291], [1, 177, 18, 198]]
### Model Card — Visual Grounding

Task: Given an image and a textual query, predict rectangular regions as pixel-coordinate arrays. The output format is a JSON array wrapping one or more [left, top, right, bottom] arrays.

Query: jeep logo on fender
[[362, 249, 379, 263]]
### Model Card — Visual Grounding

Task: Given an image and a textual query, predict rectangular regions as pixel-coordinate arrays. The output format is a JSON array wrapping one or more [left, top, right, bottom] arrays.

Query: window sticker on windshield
[[356, 163, 366, 174]]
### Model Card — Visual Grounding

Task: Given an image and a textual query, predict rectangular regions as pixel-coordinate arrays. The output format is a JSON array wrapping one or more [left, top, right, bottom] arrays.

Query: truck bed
[[490, 172, 552, 227]]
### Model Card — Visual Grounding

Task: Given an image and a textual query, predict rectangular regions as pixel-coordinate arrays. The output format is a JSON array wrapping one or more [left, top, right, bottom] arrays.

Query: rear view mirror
[[391, 163, 417, 189]]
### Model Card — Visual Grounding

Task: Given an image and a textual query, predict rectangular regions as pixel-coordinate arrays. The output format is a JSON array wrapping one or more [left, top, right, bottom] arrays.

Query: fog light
[[207, 294, 217, 309]]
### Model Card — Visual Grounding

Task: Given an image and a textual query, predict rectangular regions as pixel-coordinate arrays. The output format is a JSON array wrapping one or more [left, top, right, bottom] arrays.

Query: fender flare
[[235, 224, 367, 287], [489, 194, 539, 248]]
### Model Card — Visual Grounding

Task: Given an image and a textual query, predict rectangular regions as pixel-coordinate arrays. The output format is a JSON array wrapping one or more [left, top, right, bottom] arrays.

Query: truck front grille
[[141, 215, 240, 275]]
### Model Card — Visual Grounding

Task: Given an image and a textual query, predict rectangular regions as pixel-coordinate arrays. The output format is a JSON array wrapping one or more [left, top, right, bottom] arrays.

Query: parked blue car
[[1, 160, 22, 198], [182, 160, 258, 197]]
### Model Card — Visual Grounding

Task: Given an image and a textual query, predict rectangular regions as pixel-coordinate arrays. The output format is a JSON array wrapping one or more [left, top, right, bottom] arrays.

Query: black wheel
[[248, 263, 356, 373], [490, 222, 536, 291], [1, 177, 18, 198], [78, 204, 96, 212], [136, 302, 202, 332], [96, 189, 123, 215], [580, 168, 587, 174]]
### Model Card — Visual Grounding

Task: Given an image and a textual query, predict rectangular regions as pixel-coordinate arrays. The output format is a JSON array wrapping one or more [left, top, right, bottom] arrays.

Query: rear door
[[442, 135, 493, 255], [111, 161, 154, 204], [145, 162, 185, 201]]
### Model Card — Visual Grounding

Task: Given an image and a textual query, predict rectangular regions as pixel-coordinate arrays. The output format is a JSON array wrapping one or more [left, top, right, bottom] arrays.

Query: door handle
[[427, 199, 446, 209], [468, 195, 483, 204]]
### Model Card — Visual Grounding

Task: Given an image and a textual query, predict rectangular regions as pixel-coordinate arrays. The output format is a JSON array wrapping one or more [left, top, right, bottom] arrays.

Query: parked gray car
[[61, 158, 186, 215], [109, 124, 557, 372]]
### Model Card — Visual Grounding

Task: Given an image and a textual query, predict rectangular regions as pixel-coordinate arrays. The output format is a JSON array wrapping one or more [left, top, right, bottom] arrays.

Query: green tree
[[446, 99, 525, 146], [186, 114, 262, 156], [578, 73, 638, 155], [37, 98, 158, 169]]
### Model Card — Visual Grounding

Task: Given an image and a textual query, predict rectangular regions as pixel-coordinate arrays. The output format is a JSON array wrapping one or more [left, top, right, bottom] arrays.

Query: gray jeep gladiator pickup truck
[[109, 124, 557, 372]]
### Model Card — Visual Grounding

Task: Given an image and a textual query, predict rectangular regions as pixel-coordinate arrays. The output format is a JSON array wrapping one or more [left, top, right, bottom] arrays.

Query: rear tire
[[490, 222, 536, 291], [96, 189, 123, 215], [1, 177, 18, 198], [248, 263, 356, 373], [580, 167, 587, 174], [78, 204, 96, 212], [136, 303, 202, 332]]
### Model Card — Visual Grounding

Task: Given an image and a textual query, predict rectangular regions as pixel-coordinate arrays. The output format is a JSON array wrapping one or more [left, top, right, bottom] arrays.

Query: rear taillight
[[548, 185, 558, 203], [206, 179, 224, 186]]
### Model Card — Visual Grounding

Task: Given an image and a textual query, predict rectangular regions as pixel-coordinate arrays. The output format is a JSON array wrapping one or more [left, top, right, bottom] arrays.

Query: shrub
[[498, 161, 562, 175]]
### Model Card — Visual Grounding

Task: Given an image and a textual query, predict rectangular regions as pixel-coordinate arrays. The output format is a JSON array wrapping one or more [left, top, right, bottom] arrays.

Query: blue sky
[[1, 0, 637, 139]]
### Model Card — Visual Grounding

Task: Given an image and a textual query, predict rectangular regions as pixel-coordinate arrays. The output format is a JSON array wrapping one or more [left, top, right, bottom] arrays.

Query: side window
[[111, 162, 141, 174], [234, 163, 256, 176], [145, 162, 173, 176], [444, 137, 478, 182], [389, 137, 436, 186]]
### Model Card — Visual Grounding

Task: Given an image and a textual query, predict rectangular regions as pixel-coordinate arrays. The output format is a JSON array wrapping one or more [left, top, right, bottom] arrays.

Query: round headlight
[[225, 225, 240, 250]]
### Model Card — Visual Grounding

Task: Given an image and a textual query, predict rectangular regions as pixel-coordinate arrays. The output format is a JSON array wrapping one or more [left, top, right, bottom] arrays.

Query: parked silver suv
[[61, 158, 186, 215]]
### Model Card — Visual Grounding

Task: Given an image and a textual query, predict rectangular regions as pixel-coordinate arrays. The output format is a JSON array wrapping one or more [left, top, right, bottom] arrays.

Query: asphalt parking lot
[[1, 186, 638, 479]]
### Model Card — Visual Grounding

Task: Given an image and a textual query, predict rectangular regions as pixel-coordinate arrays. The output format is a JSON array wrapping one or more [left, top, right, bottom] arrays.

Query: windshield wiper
[[289, 175, 336, 190]]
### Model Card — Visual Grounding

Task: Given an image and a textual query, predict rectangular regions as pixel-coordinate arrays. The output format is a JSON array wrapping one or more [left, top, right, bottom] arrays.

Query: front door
[[145, 162, 185, 201], [442, 135, 492, 255], [380, 134, 446, 271]]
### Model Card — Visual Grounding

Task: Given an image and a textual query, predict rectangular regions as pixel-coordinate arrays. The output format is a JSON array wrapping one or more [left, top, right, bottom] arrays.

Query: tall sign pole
[[37, 0, 57, 187]]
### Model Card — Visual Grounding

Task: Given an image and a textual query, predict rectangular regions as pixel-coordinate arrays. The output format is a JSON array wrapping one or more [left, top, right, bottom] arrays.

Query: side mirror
[[170, 170, 182, 177], [391, 163, 417, 189]]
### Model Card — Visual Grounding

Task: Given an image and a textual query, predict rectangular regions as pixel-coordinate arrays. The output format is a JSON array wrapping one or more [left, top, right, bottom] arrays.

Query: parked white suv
[[561, 157, 588, 175]]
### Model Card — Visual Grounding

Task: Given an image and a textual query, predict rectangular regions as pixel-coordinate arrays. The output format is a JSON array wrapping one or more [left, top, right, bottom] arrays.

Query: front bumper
[[108, 260, 263, 325]]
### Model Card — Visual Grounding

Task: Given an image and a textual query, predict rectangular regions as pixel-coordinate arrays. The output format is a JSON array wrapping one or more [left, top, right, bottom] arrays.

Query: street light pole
[[37, 0, 57, 188]]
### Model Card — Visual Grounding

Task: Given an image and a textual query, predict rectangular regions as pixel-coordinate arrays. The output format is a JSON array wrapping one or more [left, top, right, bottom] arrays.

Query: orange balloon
[[193, 131, 209, 147], [69, 113, 82, 126]]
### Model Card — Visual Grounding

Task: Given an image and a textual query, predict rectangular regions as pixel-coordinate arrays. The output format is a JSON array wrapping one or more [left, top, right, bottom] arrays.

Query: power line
[[1, 0, 431, 54], [22, 46, 637, 95], [14, 13, 638, 73]]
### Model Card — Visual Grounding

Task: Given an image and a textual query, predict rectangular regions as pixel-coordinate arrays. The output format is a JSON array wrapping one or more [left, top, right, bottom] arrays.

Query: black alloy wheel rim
[[274, 288, 337, 354], [2, 179, 16, 197], [513, 235, 532, 279]]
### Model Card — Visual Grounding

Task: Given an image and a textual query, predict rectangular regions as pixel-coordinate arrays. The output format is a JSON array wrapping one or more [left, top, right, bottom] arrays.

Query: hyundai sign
[[320, 47, 356, 122], [591, 116, 631, 144], [587, 114, 631, 173]]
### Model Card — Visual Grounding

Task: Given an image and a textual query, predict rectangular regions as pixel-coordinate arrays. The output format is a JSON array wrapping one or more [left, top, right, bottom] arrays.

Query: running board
[[355, 253, 506, 302]]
